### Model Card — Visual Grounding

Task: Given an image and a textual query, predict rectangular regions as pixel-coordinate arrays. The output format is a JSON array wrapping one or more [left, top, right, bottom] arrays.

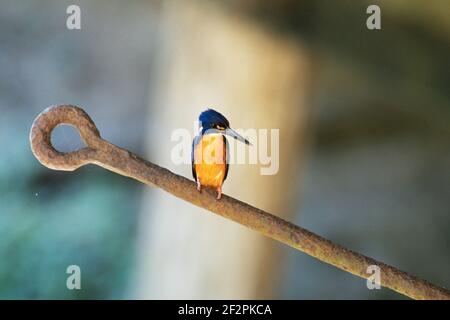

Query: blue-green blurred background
[[0, 0, 449, 299], [0, 0, 155, 299]]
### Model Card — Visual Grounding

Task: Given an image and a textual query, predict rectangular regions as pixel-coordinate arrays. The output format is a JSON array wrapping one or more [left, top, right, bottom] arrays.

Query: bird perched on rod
[[192, 109, 251, 200]]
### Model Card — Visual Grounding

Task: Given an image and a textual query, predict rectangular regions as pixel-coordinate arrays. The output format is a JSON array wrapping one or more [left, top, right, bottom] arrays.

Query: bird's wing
[[223, 135, 229, 182], [191, 135, 201, 181]]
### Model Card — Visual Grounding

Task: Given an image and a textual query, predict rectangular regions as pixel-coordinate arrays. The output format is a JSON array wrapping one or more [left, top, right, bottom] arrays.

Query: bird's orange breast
[[193, 134, 227, 188]]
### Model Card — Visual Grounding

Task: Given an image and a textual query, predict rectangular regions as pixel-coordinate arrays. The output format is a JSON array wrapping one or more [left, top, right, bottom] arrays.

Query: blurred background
[[0, 0, 449, 299]]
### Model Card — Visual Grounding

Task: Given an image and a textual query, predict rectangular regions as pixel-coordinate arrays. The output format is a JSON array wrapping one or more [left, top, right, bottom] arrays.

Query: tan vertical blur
[[133, 1, 311, 299]]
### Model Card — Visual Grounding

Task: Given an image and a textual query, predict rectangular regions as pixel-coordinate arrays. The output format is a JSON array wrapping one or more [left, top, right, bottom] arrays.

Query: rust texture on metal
[[30, 105, 450, 300]]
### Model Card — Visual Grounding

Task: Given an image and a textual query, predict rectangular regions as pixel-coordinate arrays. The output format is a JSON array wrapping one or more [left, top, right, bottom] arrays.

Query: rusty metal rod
[[29, 105, 450, 300]]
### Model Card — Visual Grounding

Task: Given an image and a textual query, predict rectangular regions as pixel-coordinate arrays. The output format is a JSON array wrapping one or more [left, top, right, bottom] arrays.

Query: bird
[[192, 109, 251, 200]]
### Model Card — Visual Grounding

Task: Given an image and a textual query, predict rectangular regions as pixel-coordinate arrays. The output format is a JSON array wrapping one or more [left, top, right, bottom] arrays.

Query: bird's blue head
[[198, 108, 251, 145], [199, 109, 229, 131]]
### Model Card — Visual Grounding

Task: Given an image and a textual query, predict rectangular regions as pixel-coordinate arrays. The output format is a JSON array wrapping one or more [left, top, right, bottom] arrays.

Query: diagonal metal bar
[[30, 104, 450, 300]]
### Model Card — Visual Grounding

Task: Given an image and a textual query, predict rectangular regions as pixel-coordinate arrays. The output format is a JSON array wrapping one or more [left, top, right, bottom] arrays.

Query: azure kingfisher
[[192, 109, 251, 200]]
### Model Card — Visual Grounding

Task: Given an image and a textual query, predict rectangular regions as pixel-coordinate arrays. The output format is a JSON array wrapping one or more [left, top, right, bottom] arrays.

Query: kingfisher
[[192, 109, 251, 200]]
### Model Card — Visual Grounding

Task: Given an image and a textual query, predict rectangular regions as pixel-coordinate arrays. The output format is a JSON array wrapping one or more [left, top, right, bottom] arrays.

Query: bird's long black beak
[[225, 128, 252, 146]]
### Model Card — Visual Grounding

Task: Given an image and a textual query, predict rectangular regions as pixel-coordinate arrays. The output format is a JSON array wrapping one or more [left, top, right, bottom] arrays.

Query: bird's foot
[[216, 186, 222, 200], [196, 180, 202, 192]]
